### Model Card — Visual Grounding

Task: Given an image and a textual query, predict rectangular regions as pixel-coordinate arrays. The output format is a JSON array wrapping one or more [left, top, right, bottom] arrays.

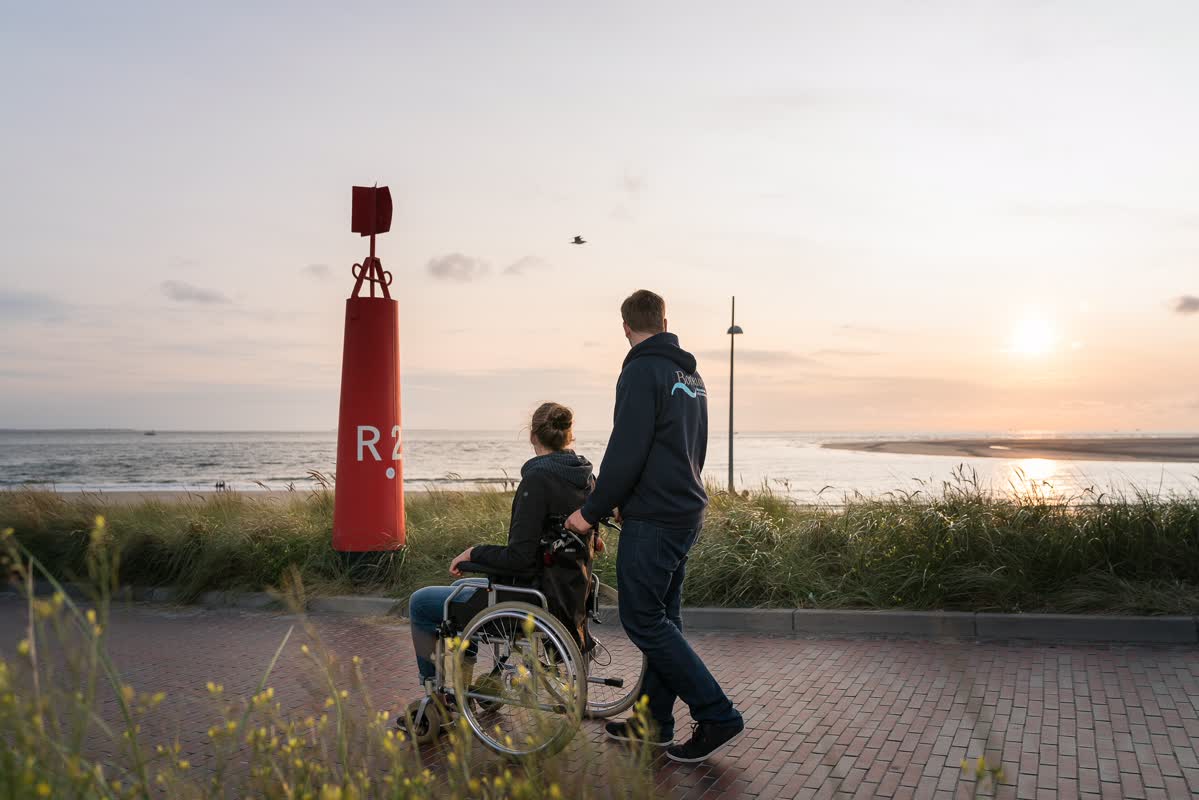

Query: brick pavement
[[1, 596, 1198, 799]]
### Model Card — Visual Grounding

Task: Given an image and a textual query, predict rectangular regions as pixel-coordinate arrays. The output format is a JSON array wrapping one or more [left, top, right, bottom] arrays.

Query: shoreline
[[824, 436, 1199, 463], [0, 488, 454, 506]]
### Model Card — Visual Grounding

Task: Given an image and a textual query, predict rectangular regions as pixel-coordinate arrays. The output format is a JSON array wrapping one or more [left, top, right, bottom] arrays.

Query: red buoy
[[333, 186, 405, 551]]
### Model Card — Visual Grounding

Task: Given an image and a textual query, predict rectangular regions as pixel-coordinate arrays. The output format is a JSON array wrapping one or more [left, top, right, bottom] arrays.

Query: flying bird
[[571, 235, 586, 245]]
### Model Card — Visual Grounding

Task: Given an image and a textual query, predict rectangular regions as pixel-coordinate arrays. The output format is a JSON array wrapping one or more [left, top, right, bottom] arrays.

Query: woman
[[406, 402, 594, 688]]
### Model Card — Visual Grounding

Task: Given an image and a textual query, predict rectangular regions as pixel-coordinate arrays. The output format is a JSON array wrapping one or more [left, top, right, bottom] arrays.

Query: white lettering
[[391, 425, 403, 461], [357, 426, 381, 461]]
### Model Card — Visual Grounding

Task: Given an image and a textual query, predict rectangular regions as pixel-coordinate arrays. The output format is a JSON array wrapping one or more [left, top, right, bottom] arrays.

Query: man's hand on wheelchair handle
[[449, 547, 473, 577], [564, 509, 590, 535], [566, 507, 620, 553]]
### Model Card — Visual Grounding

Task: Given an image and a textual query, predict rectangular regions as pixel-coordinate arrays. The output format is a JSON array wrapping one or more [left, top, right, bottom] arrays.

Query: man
[[566, 289, 744, 763]]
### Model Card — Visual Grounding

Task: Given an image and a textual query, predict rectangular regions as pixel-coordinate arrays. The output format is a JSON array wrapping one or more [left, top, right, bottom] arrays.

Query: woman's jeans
[[408, 578, 486, 684], [617, 519, 742, 737]]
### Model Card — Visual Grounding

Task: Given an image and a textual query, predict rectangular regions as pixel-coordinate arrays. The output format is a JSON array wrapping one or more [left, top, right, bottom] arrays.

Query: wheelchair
[[398, 522, 648, 758]]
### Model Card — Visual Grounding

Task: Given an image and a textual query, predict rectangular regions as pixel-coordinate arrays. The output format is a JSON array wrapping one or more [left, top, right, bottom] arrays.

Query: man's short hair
[[621, 290, 666, 334]]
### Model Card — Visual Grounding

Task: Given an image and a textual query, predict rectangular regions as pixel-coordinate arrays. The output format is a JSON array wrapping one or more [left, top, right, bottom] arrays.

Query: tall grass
[[0, 520, 660, 799], [2, 473, 1199, 614]]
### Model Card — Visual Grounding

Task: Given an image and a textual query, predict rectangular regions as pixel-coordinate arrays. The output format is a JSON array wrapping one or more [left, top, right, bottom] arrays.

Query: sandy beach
[[824, 437, 1199, 463], [1, 490, 300, 506]]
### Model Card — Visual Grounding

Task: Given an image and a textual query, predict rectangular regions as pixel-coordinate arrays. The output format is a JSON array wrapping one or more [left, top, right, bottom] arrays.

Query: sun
[[1008, 318, 1056, 357]]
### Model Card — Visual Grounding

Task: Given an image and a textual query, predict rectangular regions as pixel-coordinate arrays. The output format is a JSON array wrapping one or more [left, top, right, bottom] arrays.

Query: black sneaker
[[604, 719, 674, 747], [666, 720, 745, 763]]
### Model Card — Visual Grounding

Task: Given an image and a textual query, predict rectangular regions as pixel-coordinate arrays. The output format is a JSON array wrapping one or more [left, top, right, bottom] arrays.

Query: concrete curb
[[793, 609, 977, 639], [8, 584, 1197, 643], [975, 613, 1196, 643]]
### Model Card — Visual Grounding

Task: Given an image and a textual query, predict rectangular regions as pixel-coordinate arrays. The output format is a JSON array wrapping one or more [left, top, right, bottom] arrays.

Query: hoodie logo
[[670, 371, 707, 398]]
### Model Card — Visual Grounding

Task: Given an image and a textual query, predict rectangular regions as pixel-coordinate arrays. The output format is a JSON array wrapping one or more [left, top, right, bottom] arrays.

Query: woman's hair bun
[[531, 402, 574, 450]]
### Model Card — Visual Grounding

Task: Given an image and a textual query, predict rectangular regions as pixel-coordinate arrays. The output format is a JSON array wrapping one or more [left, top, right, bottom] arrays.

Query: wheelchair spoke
[[451, 603, 585, 758]]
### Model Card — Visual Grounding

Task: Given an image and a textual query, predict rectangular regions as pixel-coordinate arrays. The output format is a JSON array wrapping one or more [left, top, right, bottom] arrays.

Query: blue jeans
[[617, 519, 742, 736], [408, 578, 486, 683]]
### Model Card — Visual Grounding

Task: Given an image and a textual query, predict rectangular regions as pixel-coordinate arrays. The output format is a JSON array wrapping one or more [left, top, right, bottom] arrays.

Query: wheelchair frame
[[402, 564, 644, 758]]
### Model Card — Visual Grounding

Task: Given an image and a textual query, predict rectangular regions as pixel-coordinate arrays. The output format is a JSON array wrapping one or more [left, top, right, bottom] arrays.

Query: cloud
[[695, 348, 820, 366], [161, 280, 231, 305], [1011, 203, 1199, 230], [735, 89, 993, 135], [1174, 295, 1199, 315], [503, 256, 550, 276], [838, 324, 886, 336], [610, 204, 634, 222], [0, 290, 67, 321], [302, 263, 331, 279], [812, 348, 881, 358], [426, 253, 490, 282]]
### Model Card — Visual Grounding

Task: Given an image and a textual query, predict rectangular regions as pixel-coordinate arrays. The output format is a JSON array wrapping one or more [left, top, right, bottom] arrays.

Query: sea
[[1, 429, 1197, 503]]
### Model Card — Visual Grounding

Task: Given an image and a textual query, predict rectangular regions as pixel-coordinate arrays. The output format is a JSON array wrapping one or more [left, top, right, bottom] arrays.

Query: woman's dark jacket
[[469, 451, 593, 575]]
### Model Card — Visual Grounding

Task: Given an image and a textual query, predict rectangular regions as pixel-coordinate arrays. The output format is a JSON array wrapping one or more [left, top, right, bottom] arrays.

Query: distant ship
[[143, 431, 157, 436]]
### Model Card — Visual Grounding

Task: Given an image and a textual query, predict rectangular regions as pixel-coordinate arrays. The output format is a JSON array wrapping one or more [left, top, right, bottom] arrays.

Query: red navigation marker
[[351, 185, 392, 237], [333, 185, 405, 551]]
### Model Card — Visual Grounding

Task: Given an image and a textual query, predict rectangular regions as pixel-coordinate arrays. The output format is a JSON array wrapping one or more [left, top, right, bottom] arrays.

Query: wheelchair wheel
[[582, 593, 648, 719], [584, 640, 647, 719], [395, 698, 443, 746], [452, 601, 586, 758]]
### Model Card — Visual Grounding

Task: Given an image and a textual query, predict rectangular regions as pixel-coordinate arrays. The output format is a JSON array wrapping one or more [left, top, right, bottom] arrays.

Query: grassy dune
[[2, 476, 1199, 614]]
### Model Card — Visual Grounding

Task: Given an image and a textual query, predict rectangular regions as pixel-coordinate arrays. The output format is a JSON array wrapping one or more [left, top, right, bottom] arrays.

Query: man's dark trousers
[[616, 519, 742, 737]]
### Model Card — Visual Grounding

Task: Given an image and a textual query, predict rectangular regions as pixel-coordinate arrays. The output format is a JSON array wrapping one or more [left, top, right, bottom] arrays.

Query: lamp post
[[727, 296, 743, 494]]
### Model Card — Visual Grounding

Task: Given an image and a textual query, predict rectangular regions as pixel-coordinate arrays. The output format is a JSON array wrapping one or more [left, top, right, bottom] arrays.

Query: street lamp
[[727, 296, 743, 494]]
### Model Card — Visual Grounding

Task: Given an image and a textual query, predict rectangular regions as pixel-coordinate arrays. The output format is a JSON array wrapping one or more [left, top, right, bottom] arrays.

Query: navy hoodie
[[470, 451, 594, 575], [581, 332, 708, 528]]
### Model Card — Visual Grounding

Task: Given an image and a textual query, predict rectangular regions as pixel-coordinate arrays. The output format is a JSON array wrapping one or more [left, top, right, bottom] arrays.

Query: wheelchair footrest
[[587, 676, 626, 687]]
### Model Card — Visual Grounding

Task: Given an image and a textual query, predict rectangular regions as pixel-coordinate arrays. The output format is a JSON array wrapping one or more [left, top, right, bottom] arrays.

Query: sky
[[1, 1, 1197, 433]]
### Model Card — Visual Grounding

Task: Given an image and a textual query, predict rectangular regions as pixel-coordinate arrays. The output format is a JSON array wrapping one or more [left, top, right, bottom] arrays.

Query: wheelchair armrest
[[456, 562, 540, 580]]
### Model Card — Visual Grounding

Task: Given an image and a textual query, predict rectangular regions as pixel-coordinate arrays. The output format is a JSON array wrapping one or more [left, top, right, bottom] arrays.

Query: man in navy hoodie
[[566, 289, 744, 763]]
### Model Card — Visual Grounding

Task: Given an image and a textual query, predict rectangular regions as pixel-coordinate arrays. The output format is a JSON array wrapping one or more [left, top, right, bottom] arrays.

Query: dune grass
[[0, 520, 660, 799], [2, 473, 1199, 614]]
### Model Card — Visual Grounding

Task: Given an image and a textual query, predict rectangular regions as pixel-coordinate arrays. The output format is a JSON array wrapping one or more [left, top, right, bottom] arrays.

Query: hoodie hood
[[622, 332, 697, 374], [521, 450, 594, 490]]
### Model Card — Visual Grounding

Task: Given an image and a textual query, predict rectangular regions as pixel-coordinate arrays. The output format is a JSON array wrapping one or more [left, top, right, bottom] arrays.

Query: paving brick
[[4, 596, 1197, 799]]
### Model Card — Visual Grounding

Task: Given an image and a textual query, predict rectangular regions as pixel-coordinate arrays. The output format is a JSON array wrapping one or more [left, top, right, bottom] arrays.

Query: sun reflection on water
[[1006, 458, 1060, 496]]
